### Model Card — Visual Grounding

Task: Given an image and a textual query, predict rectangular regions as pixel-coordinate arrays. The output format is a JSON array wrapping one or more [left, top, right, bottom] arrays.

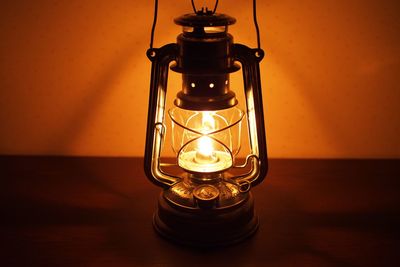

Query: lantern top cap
[[174, 13, 236, 27]]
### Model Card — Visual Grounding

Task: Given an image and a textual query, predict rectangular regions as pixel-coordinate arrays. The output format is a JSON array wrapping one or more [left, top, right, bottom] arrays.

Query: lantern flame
[[195, 112, 217, 163], [201, 111, 215, 133], [198, 136, 214, 158]]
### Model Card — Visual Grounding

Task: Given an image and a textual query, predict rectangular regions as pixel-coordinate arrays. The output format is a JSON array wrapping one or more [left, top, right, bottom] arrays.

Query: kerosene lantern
[[144, 1, 268, 246]]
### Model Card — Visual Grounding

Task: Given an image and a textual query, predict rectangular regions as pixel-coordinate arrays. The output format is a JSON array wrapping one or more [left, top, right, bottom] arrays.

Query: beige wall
[[0, 0, 399, 158]]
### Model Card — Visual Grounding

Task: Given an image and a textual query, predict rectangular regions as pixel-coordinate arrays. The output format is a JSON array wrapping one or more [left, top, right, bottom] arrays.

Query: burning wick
[[194, 112, 218, 164]]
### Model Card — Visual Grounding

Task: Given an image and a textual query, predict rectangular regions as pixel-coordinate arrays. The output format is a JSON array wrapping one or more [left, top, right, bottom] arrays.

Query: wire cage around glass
[[169, 107, 244, 175]]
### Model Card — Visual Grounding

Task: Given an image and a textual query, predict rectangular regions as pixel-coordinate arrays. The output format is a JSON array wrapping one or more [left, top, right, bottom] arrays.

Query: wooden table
[[1, 156, 399, 266]]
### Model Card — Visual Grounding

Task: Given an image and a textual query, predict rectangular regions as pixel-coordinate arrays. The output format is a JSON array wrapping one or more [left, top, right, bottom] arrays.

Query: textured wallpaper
[[0, 0, 399, 158]]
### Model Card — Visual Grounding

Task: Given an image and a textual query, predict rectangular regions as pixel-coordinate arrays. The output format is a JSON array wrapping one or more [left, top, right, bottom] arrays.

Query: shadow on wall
[[45, 37, 146, 154], [239, 0, 400, 157], [0, 0, 399, 157]]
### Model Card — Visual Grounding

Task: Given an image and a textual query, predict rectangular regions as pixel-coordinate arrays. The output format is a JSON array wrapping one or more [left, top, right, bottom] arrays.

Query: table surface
[[1, 156, 399, 267]]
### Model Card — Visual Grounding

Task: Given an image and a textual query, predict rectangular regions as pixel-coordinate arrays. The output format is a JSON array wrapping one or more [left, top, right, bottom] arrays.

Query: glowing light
[[198, 136, 214, 158], [174, 109, 237, 173], [201, 111, 215, 133], [195, 112, 217, 163]]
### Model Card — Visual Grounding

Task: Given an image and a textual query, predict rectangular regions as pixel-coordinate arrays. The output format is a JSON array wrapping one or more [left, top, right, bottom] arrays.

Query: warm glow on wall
[[0, 0, 399, 158]]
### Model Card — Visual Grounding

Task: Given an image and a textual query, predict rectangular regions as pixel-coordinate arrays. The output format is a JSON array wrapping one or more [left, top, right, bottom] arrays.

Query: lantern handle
[[252, 0, 261, 49], [191, 0, 219, 14], [233, 44, 268, 187], [144, 43, 181, 188]]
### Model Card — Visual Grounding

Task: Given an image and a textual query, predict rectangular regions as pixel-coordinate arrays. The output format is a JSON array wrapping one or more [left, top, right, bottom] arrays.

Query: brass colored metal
[[144, 10, 268, 247], [153, 175, 258, 246]]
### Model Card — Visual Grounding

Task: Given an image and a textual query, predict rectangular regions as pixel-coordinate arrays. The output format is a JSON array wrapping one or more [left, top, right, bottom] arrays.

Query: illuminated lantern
[[144, 1, 268, 246]]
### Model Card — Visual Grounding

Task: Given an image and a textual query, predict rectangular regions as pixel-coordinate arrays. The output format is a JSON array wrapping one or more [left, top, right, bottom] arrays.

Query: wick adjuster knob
[[193, 185, 220, 209]]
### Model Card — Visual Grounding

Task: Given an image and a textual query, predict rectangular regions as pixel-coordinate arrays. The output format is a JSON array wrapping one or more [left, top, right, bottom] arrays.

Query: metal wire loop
[[233, 154, 259, 169], [252, 0, 261, 49], [149, 0, 261, 49], [168, 109, 245, 138], [149, 0, 159, 49], [238, 180, 251, 193], [191, 0, 219, 14]]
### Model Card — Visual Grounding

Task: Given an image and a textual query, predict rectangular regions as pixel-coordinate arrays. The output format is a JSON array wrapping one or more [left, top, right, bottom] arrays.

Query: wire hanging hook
[[149, 0, 159, 49], [252, 0, 261, 49], [191, 0, 219, 14], [150, 0, 261, 49]]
